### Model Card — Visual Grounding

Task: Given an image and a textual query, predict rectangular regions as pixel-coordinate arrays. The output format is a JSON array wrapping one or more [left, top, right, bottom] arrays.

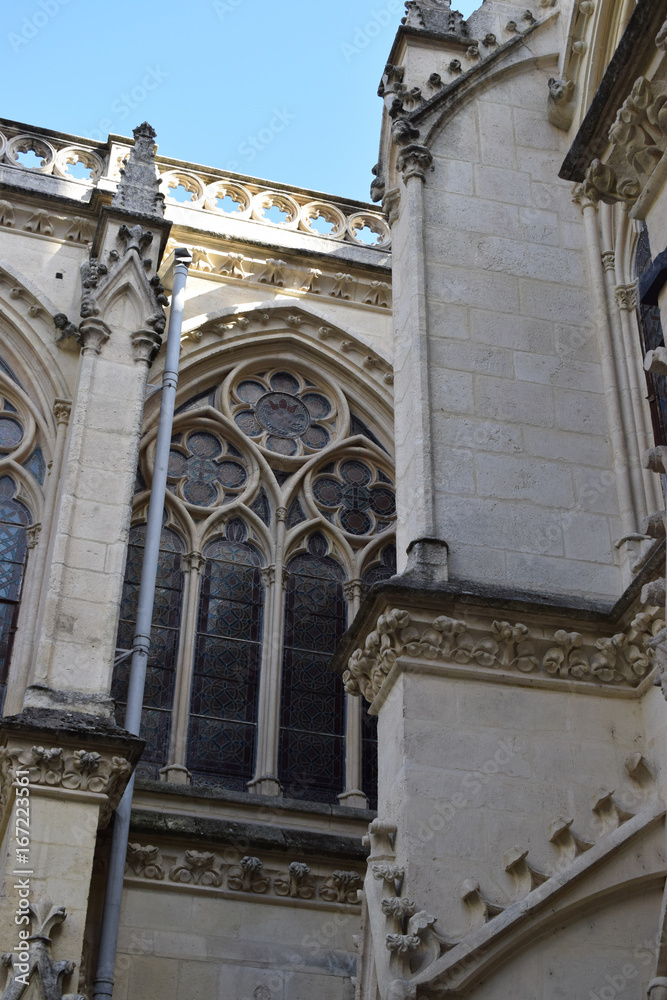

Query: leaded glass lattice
[[112, 524, 185, 780], [361, 709, 378, 811], [278, 536, 346, 802], [230, 369, 337, 458], [167, 430, 248, 508], [0, 476, 31, 714], [312, 460, 396, 537], [362, 544, 397, 593], [186, 527, 264, 790], [636, 225, 667, 446]]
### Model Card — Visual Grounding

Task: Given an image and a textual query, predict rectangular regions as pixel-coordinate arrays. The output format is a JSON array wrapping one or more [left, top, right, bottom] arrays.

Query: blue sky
[[4, 0, 479, 202]]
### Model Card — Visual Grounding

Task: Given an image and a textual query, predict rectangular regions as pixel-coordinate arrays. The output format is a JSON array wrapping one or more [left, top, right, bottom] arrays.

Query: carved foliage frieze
[[583, 68, 667, 205], [0, 744, 132, 825], [124, 845, 363, 906], [343, 606, 665, 702]]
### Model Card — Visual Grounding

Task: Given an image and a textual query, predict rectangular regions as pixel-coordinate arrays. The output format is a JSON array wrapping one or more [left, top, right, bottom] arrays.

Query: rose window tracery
[[230, 370, 337, 457], [312, 459, 396, 536], [167, 431, 248, 507]]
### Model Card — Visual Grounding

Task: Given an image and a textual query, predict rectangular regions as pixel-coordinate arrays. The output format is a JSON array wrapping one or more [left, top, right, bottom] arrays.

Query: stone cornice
[[343, 605, 664, 703], [331, 541, 666, 680]]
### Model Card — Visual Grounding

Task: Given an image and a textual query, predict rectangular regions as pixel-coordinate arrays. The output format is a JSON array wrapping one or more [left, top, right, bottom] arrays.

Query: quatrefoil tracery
[[167, 430, 249, 509]]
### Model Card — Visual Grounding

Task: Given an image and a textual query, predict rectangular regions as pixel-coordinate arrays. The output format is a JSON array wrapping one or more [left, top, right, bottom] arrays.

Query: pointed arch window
[[0, 476, 31, 712], [116, 356, 396, 807], [113, 524, 185, 780], [187, 519, 265, 790], [636, 225, 667, 446], [278, 533, 347, 802]]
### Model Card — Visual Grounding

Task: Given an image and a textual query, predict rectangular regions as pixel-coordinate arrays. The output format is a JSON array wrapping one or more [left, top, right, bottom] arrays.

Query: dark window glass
[[187, 521, 264, 790], [361, 710, 378, 811], [112, 524, 185, 780], [359, 544, 396, 809], [0, 476, 31, 713], [278, 534, 346, 803], [636, 225, 667, 446]]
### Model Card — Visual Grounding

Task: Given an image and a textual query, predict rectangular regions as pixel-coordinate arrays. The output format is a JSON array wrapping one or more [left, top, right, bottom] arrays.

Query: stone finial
[[111, 122, 165, 219], [503, 847, 548, 899], [549, 816, 593, 867], [591, 789, 635, 835]]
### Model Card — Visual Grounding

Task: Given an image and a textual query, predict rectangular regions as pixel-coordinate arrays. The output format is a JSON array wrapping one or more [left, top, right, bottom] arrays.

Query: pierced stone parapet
[[0, 120, 390, 252]]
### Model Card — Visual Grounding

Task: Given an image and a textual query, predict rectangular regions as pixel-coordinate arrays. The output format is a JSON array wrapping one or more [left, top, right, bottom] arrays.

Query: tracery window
[[636, 225, 667, 446], [187, 521, 264, 789], [0, 477, 31, 712], [113, 357, 395, 806], [0, 370, 44, 715], [113, 524, 184, 780]]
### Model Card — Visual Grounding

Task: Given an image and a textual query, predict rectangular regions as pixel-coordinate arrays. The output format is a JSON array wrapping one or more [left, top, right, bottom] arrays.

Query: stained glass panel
[[636, 225, 667, 446], [0, 416, 23, 452], [250, 488, 271, 526], [23, 448, 46, 485], [168, 430, 248, 507], [313, 461, 396, 537], [112, 524, 184, 780], [278, 544, 346, 803], [0, 478, 32, 717], [186, 531, 264, 789], [361, 709, 378, 811]]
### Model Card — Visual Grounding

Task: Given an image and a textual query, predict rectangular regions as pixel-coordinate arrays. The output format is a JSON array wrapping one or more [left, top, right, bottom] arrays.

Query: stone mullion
[[163, 550, 205, 783], [248, 506, 287, 797], [5, 399, 72, 715], [339, 579, 368, 809]]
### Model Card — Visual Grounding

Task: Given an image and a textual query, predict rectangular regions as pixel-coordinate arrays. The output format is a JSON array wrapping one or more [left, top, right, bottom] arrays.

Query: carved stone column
[[249, 505, 288, 797], [339, 579, 369, 809], [391, 138, 447, 583], [162, 549, 205, 785]]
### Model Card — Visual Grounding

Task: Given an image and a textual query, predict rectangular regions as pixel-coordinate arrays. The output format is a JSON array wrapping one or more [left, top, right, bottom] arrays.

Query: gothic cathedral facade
[[1, 1, 667, 999]]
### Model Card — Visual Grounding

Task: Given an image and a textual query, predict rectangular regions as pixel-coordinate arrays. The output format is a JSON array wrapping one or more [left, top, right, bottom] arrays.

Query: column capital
[[615, 283, 638, 311], [52, 398, 72, 425], [397, 144, 434, 182], [183, 550, 206, 574], [78, 318, 110, 356]]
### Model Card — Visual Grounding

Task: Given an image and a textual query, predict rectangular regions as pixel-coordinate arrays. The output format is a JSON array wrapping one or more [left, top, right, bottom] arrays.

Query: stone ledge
[[129, 807, 370, 863], [135, 776, 375, 823], [0, 707, 145, 765]]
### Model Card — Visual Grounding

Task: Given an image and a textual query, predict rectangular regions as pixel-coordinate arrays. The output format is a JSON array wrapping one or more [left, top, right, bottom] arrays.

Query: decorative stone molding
[[1, 744, 132, 825], [320, 871, 363, 904], [0, 200, 15, 227], [274, 862, 315, 899], [126, 843, 165, 879], [124, 843, 364, 906], [397, 145, 433, 182], [601, 250, 615, 272], [616, 283, 638, 310], [0, 899, 86, 1000], [229, 857, 270, 894], [26, 524, 41, 550], [461, 879, 505, 929], [52, 399, 72, 426], [24, 210, 55, 236], [343, 606, 665, 702], [130, 328, 162, 364], [170, 851, 222, 887]]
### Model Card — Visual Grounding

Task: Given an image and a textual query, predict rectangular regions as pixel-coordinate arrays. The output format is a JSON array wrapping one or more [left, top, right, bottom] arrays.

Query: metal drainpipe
[[93, 248, 192, 999]]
